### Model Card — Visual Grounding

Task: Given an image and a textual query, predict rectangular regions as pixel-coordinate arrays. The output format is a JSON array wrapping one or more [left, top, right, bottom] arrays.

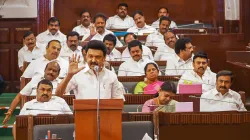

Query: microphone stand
[[95, 66, 101, 140]]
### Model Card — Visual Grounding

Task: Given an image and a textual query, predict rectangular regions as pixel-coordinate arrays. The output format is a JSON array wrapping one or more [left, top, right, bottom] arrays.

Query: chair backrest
[[20, 77, 32, 90]]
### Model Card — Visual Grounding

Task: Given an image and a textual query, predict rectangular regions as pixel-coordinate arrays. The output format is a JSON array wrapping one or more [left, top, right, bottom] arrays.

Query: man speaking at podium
[[56, 40, 124, 100]]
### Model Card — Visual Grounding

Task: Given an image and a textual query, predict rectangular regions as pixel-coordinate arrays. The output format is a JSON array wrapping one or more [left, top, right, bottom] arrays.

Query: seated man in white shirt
[[122, 33, 153, 61], [72, 9, 92, 41], [118, 40, 154, 76], [22, 40, 68, 78], [56, 40, 124, 100], [165, 37, 194, 75], [154, 30, 177, 61], [200, 70, 246, 112], [36, 17, 67, 49], [103, 34, 121, 61], [12, 79, 72, 140], [106, 3, 135, 29], [145, 16, 171, 48], [82, 13, 123, 47], [60, 31, 83, 62], [151, 7, 177, 29], [177, 52, 216, 93], [2, 61, 63, 125], [18, 31, 45, 71], [127, 10, 156, 35]]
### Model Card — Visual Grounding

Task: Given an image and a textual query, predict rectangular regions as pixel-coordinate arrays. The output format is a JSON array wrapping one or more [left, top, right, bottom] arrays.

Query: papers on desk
[[142, 133, 153, 140]]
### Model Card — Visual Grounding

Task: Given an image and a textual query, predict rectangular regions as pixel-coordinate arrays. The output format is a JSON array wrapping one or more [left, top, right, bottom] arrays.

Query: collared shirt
[[177, 69, 216, 94], [18, 45, 45, 68], [200, 88, 246, 112], [91, 29, 123, 47], [65, 67, 125, 100], [118, 58, 154, 76], [121, 45, 154, 61], [36, 30, 67, 49], [154, 45, 175, 61], [106, 48, 122, 61], [59, 45, 83, 62], [20, 75, 67, 96], [127, 24, 157, 35], [151, 19, 178, 29], [19, 96, 73, 115], [145, 31, 165, 48], [106, 15, 135, 29], [22, 56, 69, 78], [72, 24, 92, 41], [165, 54, 193, 75]]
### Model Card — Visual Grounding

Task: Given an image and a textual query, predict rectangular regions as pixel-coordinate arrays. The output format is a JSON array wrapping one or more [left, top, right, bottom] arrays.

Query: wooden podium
[[73, 99, 124, 140]]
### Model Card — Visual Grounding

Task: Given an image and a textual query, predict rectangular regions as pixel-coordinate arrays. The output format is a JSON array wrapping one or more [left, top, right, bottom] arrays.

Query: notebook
[[175, 102, 193, 112], [179, 84, 202, 94]]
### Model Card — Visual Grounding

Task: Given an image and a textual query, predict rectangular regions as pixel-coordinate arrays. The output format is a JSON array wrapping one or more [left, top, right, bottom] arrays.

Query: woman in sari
[[142, 81, 177, 112], [134, 62, 163, 94]]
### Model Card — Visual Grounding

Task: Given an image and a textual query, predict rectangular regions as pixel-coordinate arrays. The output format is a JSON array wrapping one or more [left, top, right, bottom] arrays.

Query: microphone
[[95, 65, 101, 140], [26, 108, 72, 113], [94, 65, 99, 72]]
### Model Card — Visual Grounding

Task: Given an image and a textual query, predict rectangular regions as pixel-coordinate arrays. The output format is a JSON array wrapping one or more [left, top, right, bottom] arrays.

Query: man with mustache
[[121, 33, 153, 61], [2, 61, 66, 125], [103, 34, 121, 61], [82, 13, 123, 47], [118, 40, 154, 76], [22, 40, 68, 78], [165, 37, 194, 75], [36, 17, 67, 49], [56, 40, 124, 100], [106, 3, 135, 29], [18, 31, 45, 71], [151, 7, 177, 29], [154, 30, 177, 61], [12, 79, 72, 140], [177, 52, 216, 93], [73, 10, 93, 41], [200, 70, 246, 111], [60, 31, 83, 62], [127, 10, 156, 35]]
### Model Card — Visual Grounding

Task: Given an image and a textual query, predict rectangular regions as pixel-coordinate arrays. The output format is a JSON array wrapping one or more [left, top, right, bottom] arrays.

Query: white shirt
[[72, 24, 92, 41], [106, 48, 122, 61], [127, 24, 156, 35], [118, 58, 154, 76], [18, 45, 45, 68], [154, 45, 175, 61], [151, 19, 178, 29], [19, 96, 73, 115], [36, 30, 67, 49], [177, 69, 216, 94], [22, 56, 69, 78], [200, 88, 246, 112], [60, 45, 83, 62], [121, 45, 154, 61], [20, 75, 67, 96], [106, 15, 135, 29], [91, 29, 123, 47], [165, 54, 193, 75], [65, 67, 125, 100], [145, 31, 165, 48]]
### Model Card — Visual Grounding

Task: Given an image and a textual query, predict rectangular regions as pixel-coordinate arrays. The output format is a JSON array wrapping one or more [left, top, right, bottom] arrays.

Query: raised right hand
[[90, 25, 97, 36], [68, 54, 85, 76]]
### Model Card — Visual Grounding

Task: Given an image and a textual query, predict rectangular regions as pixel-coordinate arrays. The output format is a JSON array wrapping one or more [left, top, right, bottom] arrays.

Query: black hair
[[128, 40, 142, 52], [80, 9, 91, 17], [118, 3, 128, 8], [124, 33, 137, 43], [193, 52, 208, 62], [158, 7, 169, 13], [82, 45, 87, 52], [37, 79, 53, 90], [67, 31, 80, 40], [216, 70, 234, 82], [23, 31, 34, 39], [46, 40, 61, 48], [93, 13, 107, 23], [85, 40, 107, 56], [44, 61, 61, 74], [159, 16, 171, 25], [132, 10, 144, 19], [144, 62, 159, 74], [174, 37, 192, 54], [103, 34, 117, 46], [154, 81, 177, 97], [48, 17, 60, 26]]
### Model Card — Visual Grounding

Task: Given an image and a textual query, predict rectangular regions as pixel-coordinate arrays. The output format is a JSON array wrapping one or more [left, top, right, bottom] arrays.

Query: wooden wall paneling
[[0, 49, 11, 92], [37, 0, 51, 34], [14, 28, 32, 44], [0, 28, 10, 44]]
